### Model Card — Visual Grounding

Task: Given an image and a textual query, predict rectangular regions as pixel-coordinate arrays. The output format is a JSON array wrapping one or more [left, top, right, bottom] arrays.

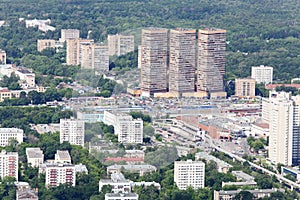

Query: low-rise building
[[55, 150, 71, 164], [222, 171, 257, 187], [75, 163, 88, 174], [99, 173, 131, 193], [250, 123, 269, 138], [195, 152, 232, 173], [0, 87, 12, 102], [0, 128, 23, 146], [26, 148, 44, 168], [107, 164, 157, 176], [214, 188, 284, 200], [130, 181, 161, 190], [281, 166, 300, 182], [105, 193, 138, 200]]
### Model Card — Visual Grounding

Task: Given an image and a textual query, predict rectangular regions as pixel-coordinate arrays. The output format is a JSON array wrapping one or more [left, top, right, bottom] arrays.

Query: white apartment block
[[0, 128, 23, 147], [262, 91, 300, 166], [251, 65, 273, 84], [108, 34, 134, 56], [105, 193, 139, 200], [26, 148, 44, 168], [103, 111, 143, 144], [60, 119, 85, 147], [55, 150, 71, 164], [60, 29, 80, 43], [99, 172, 131, 193], [0, 150, 18, 181], [174, 160, 205, 190], [45, 163, 76, 187], [25, 19, 55, 32]]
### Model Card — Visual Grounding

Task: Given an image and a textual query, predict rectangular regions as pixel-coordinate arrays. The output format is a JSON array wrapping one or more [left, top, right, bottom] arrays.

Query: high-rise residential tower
[[197, 29, 226, 93], [139, 28, 168, 97], [169, 29, 196, 95], [60, 29, 80, 43], [108, 34, 134, 56], [262, 91, 300, 166]]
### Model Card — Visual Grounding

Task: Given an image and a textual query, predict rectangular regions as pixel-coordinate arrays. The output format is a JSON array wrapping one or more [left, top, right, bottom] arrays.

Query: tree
[[233, 191, 254, 200], [143, 125, 155, 137]]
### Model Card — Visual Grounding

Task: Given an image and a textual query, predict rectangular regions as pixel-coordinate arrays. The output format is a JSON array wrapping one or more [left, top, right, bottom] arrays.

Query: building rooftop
[[105, 193, 138, 198], [17, 189, 38, 200], [107, 164, 157, 171], [195, 152, 232, 168], [217, 188, 284, 195], [232, 171, 255, 181], [26, 148, 43, 159], [55, 150, 71, 161]]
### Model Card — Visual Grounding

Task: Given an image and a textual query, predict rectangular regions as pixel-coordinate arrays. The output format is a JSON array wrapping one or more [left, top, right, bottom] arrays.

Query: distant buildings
[[107, 164, 157, 176], [104, 111, 143, 144], [25, 19, 55, 32], [16, 182, 38, 200], [66, 38, 94, 65], [44, 163, 76, 187], [55, 150, 71, 164], [0, 128, 23, 147], [0, 65, 36, 89], [235, 78, 256, 97], [66, 38, 109, 72], [169, 29, 196, 95], [214, 188, 284, 200], [0, 49, 6, 64], [99, 172, 131, 193], [195, 152, 232, 173], [139, 28, 168, 97], [251, 65, 273, 84], [60, 29, 80, 43], [174, 159, 205, 190], [108, 34, 134, 56], [0, 150, 18, 181], [138, 27, 227, 98], [262, 91, 300, 166], [197, 29, 226, 94], [26, 148, 44, 168], [37, 39, 56, 52], [60, 119, 85, 147], [105, 193, 138, 200]]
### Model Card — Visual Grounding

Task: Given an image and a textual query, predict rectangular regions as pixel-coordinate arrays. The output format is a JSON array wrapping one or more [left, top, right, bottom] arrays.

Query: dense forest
[[0, 0, 300, 81]]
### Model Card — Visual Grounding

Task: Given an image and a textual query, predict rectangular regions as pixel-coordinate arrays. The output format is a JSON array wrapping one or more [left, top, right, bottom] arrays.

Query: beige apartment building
[[108, 34, 134, 56], [235, 78, 256, 97], [139, 28, 168, 97], [66, 38, 94, 65], [37, 39, 56, 52], [197, 29, 226, 93], [60, 29, 80, 42], [169, 29, 196, 95], [80, 43, 109, 72]]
